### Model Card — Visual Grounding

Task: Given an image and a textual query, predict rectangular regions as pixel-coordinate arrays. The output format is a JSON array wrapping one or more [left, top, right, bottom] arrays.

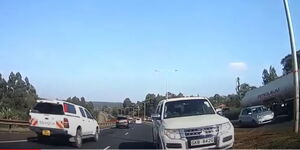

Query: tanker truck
[[241, 72, 298, 118]]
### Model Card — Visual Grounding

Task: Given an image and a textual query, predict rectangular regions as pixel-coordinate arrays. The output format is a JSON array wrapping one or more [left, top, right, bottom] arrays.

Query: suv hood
[[163, 114, 230, 129]]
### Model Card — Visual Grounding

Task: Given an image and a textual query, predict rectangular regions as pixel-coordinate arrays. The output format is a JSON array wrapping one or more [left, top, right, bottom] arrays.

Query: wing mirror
[[151, 113, 161, 120], [216, 110, 223, 116], [215, 108, 223, 116]]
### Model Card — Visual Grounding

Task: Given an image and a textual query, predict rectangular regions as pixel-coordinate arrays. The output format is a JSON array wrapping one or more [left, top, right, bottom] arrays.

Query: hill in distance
[[92, 101, 123, 110]]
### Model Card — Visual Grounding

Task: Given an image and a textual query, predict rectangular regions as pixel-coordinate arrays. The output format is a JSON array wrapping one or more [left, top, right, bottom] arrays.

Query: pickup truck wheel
[[93, 128, 99, 142], [74, 128, 82, 148], [252, 120, 258, 127], [238, 120, 243, 127]]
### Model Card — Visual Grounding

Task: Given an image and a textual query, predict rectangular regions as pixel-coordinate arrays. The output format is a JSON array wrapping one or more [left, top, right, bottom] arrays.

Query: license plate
[[191, 137, 214, 146], [42, 130, 51, 136]]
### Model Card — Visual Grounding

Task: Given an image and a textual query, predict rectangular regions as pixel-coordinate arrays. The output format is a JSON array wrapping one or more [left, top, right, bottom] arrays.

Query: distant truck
[[241, 72, 298, 118]]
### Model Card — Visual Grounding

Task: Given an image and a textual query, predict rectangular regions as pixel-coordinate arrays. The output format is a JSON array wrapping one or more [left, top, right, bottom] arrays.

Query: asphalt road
[[0, 123, 155, 149]]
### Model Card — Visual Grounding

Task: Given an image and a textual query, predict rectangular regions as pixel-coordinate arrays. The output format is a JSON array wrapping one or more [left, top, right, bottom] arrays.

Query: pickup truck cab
[[29, 99, 99, 148], [152, 97, 234, 149]]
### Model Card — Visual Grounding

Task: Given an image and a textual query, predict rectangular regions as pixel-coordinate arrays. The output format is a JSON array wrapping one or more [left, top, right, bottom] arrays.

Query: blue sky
[[0, 0, 299, 102]]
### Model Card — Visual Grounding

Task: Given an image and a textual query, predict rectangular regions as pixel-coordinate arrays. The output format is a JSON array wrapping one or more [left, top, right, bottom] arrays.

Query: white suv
[[29, 99, 99, 148], [152, 97, 234, 149]]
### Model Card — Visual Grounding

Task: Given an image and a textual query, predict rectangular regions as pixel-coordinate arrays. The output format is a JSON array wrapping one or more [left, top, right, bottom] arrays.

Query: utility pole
[[137, 106, 140, 118], [155, 69, 178, 100], [283, 0, 299, 133], [144, 102, 146, 120], [236, 77, 241, 99], [166, 80, 168, 100]]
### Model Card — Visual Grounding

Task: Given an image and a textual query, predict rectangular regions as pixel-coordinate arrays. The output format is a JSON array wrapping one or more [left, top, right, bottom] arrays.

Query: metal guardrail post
[[8, 124, 12, 132]]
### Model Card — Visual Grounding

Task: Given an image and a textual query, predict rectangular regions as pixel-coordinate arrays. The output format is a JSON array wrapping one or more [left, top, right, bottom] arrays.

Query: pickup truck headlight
[[164, 129, 181, 139], [257, 115, 262, 119], [219, 122, 232, 135]]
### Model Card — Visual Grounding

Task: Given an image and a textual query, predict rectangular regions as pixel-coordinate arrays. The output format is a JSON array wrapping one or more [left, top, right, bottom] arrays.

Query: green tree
[[66, 96, 96, 119], [111, 107, 119, 117], [238, 83, 256, 99], [177, 92, 184, 98], [123, 98, 132, 108], [281, 50, 300, 75], [0, 72, 37, 119], [144, 93, 156, 116], [262, 66, 278, 85], [0, 74, 7, 99], [25, 77, 37, 98]]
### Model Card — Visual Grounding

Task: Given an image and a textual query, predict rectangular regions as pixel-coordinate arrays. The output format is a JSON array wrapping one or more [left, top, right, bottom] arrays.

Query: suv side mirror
[[216, 110, 223, 116], [151, 114, 161, 120]]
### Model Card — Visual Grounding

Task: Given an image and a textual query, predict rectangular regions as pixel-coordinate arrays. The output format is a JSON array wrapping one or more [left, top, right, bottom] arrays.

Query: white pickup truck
[[152, 97, 234, 149], [29, 99, 99, 148]]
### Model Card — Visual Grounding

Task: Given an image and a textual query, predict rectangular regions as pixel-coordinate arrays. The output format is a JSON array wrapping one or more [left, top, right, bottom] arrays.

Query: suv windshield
[[164, 99, 215, 119], [32, 103, 64, 115]]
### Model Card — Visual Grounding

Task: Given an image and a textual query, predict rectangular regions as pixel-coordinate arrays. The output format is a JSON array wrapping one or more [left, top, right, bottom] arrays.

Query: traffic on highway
[[0, 96, 297, 149]]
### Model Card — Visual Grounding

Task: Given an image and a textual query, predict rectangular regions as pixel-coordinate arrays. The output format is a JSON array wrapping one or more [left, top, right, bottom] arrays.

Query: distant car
[[128, 117, 134, 124], [239, 105, 274, 126], [135, 118, 142, 124], [29, 99, 99, 148], [116, 116, 129, 128]]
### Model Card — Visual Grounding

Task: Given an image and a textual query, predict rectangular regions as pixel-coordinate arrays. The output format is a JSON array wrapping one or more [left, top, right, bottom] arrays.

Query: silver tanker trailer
[[242, 72, 297, 118]]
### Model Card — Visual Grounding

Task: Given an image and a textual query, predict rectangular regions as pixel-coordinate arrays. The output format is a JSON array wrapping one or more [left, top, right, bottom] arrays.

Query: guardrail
[[99, 122, 115, 128], [0, 118, 116, 132], [0, 119, 29, 132]]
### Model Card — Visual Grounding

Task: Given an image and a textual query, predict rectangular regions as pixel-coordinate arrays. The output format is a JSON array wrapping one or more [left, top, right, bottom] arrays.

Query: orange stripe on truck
[[31, 119, 38, 126], [56, 121, 64, 128]]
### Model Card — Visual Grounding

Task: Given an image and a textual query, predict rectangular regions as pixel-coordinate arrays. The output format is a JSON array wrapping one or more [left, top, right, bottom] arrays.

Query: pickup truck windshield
[[164, 99, 215, 119], [32, 103, 64, 115]]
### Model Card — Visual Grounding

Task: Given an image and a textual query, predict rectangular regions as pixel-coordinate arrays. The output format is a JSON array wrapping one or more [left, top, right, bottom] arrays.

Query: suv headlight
[[164, 129, 181, 139], [219, 122, 232, 135]]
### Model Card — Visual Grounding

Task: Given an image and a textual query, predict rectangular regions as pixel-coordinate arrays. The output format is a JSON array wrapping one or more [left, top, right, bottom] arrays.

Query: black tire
[[252, 120, 258, 127], [238, 120, 243, 127], [37, 135, 48, 142], [73, 128, 82, 148], [153, 134, 162, 149], [156, 137, 162, 149], [152, 133, 159, 149], [93, 127, 99, 142]]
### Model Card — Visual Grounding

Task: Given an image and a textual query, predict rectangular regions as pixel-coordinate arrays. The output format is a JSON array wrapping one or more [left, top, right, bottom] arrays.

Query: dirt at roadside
[[233, 121, 300, 149]]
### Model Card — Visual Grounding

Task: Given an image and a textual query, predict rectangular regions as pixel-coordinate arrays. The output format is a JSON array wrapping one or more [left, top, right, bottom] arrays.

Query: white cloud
[[229, 62, 247, 71]]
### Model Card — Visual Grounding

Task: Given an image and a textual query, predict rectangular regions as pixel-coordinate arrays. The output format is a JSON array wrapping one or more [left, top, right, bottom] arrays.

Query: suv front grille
[[183, 126, 219, 138]]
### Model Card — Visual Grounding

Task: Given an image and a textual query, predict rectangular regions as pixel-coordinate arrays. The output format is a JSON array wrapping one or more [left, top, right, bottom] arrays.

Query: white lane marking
[[0, 139, 27, 144], [100, 128, 111, 131], [104, 146, 111, 150], [124, 132, 129, 135]]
